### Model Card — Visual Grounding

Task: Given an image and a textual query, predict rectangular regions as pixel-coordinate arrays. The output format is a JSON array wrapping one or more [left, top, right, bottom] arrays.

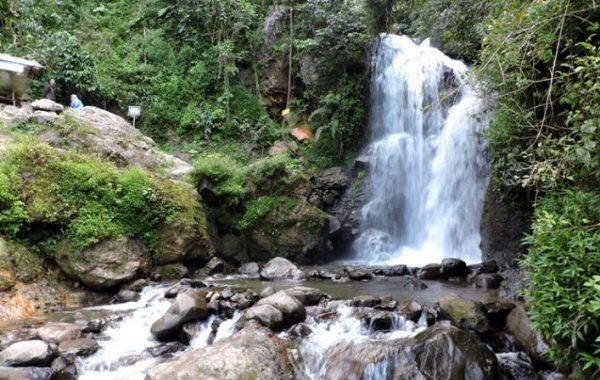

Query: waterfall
[[355, 34, 490, 266]]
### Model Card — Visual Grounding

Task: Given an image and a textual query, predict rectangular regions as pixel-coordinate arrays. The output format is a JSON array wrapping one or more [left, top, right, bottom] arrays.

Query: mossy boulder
[[439, 294, 490, 333], [54, 237, 149, 290], [155, 263, 189, 280], [38, 107, 192, 179], [152, 183, 215, 266], [246, 200, 329, 264], [0, 237, 15, 291]]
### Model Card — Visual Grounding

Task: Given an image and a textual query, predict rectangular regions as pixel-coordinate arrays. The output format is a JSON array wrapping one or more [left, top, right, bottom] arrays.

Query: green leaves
[[524, 190, 600, 375]]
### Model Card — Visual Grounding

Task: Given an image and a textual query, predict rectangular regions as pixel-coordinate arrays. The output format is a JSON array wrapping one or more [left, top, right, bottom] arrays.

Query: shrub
[[523, 190, 600, 375]]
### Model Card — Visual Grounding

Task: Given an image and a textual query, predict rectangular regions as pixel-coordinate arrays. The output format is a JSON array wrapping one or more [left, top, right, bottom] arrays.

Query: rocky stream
[[0, 31, 559, 380]]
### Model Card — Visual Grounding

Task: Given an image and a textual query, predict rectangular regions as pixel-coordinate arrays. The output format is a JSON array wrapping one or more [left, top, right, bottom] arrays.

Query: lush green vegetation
[[192, 152, 306, 230], [478, 0, 599, 375], [1, 0, 599, 374], [0, 140, 199, 255]]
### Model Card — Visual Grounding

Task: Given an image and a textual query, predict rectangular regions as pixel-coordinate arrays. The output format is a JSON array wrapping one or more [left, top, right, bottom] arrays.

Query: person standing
[[42, 79, 56, 100], [70, 94, 83, 109]]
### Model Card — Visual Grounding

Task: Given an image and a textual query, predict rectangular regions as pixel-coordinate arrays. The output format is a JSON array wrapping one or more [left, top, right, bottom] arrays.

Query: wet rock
[[256, 290, 306, 327], [484, 328, 519, 353], [82, 319, 107, 334], [417, 264, 441, 280], [122, 278, 148, 292], [288, 323, 312, 338], [284, 286, 324, 306], [0, 340, 54, 366], [484, 301, 516, 327], [499, 269, 528, 302], [354, 155, 370, 170], [373, 265, 408, 277], [154, 263, 189, 280], [196, 257, 228, 277], [398, 276, 428, 290], [154, 218, 213, 266], [439, 294, 489, 333], [164, 285, 186, 299], [245, 304, 284, 330], [54, 237, 148, 290], [31, 99, 64, 112], [505, 305, 552, 366], [324, 323, 497, 379], [310, 167, 348, 192], [480, 260, 500, 274], [260, 286, 276, 299], [151, 288, 210, 341], [347, 269, 372, 281], [260, 257, 305, 281], [230, 291, 256, 309], [57, 338, 98, 358], [497, 352, 539, 380], [363, 310, 398, 331], [221, 234, 249, 263], [37, 323, 82, 344], [399, 300, 423, 322], [218, 301, 238, 318], [0, 328, 39, 351], [0, 367, 54, 380], [179, 278, 207, 288], [117, 289, 140, 302], [475, 273, 503, 289], [440, 258, 469, 277], [351, 295, 380, 308], [51, 356, 78, 380], [480, 187, 530, 266], [145, 322, 296, 379], [146, 342, 186, 358], [238, 262, 260, 276]]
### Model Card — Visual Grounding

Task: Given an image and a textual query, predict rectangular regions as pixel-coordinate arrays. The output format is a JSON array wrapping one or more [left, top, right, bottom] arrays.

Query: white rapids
[[76, 286, 239, 380], [355, 34, 491, 266], [299, 303, 427, 379]]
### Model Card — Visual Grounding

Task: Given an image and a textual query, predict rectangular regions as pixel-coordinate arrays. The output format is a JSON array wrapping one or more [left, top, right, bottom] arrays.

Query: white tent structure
[[0, 53, 43, 105]]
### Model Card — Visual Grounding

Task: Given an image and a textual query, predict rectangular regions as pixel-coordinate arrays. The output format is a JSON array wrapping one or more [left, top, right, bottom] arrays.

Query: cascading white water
[[299, 304, 427, 379], [76, 286, 240, 380], [355, 34, 490, 266]]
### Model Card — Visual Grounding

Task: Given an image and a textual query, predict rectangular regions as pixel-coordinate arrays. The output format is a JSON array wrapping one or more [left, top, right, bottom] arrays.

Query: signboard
[[128, 106, 141, 118]]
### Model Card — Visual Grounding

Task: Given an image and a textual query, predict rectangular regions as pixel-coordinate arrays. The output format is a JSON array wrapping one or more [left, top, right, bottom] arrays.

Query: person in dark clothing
[[42, 79, 56, 100]]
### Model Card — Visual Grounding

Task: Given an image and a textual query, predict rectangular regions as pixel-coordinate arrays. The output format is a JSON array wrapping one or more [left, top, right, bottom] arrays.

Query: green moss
[[0, 141, 199, 255], [54, 112, 100, 138], [238, 196, 296, 230]]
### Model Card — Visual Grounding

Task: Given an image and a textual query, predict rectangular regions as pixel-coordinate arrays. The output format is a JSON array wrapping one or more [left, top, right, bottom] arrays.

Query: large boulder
[[480, 188, 531, 266], [0, 367, 54, 380], [153, 219, 214, 266], [439, 294, 489, 333], [31, 99, 63, 113], [0, 238, 15, 291], [309, 167, 349, 209], [260, 257, 305, 281], [244, 304, 284, 330], [323, 323, 498, 379], [151, 288, 210, 341], [0, 340, 54, 366], [497, 352, 538, 380], [145, 322, 296, 380], [505, 305, 552, 366], [57, 338, 98, 358], [38, 107, 192, 179], [37, 322, 82, 344], [54, 237, 149, 289], [253, 290, 306, 329], [284, 286, 324, 306], [247, 202, 330, 264]]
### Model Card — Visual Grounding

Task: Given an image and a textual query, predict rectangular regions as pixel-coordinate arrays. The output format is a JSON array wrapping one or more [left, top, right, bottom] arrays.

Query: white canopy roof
[[0, 53, 43, 74]]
